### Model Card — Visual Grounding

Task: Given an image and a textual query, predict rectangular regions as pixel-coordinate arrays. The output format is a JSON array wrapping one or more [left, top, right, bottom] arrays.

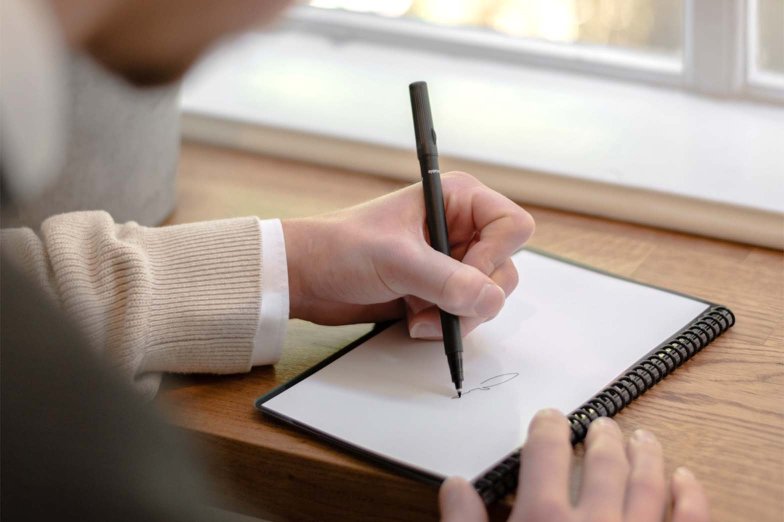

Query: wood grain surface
[[158, 141, 784, 522]]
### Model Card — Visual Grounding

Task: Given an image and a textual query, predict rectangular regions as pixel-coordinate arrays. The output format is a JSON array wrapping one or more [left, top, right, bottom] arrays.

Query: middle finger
[[577, 418, 630, 517]]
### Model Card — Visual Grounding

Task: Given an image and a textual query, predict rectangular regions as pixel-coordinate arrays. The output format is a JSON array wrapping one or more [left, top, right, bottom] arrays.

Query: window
[[748, 0, 784, 94], [290, 0, 783, 103], [309, 0, 684, 59], [182, 0, 784, 249]]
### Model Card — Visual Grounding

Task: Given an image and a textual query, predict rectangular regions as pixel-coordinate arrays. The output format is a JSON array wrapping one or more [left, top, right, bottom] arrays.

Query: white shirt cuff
[[251, 218, 289, 366]]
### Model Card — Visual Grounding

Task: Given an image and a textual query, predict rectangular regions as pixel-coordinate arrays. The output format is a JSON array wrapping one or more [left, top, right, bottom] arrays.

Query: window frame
[[279, 0, 782, 104], [745, 0, 784, 101]]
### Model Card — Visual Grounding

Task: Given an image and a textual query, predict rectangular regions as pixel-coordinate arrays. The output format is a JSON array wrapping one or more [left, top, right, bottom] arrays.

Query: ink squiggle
[[452, 372, 520, 399]]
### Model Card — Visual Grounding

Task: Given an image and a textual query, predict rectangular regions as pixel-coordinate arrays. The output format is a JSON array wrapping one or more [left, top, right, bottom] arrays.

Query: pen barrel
[[409, 82, 438, 158], [420, 164, 450, 255], [440, 309, 464, 385], [421, 165, 464, 388], [410, 80, 464, 391]]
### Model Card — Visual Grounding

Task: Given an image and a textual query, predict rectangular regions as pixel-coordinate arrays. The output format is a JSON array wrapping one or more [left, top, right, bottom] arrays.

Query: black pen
[[409, 81, 464, 398]]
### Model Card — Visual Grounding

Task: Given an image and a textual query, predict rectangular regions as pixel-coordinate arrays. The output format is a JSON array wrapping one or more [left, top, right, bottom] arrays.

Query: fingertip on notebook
[[536, 408, 563, 418]]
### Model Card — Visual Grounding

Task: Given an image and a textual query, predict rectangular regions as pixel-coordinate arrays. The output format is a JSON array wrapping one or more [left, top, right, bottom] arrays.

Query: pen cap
[[409, 81, 438, 158]]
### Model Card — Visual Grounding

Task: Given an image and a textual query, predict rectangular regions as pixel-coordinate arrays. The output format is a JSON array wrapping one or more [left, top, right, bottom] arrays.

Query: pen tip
[[457, 390, 462, 398]]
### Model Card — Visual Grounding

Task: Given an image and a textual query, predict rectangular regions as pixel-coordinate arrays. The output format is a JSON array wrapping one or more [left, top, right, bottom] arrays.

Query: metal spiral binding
[[473, 305, 735, 505], [567, 306, 734, 442]]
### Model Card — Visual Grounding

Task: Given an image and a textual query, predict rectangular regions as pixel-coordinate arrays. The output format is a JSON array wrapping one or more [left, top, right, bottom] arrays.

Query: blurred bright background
[[303, 0, 783, 76], [306, 0, 685, 58], [755, 0, 784, 75], [182, 0, 784, 248]]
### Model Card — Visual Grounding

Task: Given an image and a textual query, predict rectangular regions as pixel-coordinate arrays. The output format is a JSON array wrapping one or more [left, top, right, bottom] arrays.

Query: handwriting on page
[[451, 373, 520, 399]]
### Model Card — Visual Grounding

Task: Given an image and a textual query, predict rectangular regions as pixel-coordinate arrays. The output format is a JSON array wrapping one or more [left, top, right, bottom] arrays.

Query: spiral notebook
[[256, 249, 734, 503]]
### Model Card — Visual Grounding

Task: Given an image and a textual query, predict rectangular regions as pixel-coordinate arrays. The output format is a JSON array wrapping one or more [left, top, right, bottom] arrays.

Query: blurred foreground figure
[[1, 264, 255, 521]]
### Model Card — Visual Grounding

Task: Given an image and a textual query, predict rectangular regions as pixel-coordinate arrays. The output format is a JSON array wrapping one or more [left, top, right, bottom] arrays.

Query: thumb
[[439, 477, 489, 522], [393, 247, 505, 320]]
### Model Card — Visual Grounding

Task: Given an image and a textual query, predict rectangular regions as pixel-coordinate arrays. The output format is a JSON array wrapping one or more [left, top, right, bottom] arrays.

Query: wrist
[[283, 217, 338, 321], [281, 218, 306, 320]]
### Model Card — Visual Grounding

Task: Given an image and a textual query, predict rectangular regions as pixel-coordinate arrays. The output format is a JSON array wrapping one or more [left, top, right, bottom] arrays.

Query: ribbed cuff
[[139, 217, 262, 375]]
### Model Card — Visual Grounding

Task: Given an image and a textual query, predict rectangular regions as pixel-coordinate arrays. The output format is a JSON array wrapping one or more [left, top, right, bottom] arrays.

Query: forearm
[[1, 211, 273, 396]]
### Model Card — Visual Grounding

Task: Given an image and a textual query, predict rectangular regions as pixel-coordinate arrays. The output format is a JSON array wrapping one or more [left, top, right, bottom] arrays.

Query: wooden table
[[159, 142, 783, 522]]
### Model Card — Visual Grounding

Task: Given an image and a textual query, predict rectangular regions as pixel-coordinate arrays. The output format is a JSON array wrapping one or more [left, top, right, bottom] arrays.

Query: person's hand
[[282, 172, 534, 337], [439, 410, 710, 522]]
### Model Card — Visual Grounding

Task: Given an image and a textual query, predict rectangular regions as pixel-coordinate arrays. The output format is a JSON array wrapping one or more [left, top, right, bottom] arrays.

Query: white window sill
[[181, 31, 784, 249]]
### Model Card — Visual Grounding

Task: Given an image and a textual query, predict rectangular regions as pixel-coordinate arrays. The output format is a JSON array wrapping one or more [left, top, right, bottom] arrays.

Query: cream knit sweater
[[1, 0, 278, 398], [1, 211, 265, 397]]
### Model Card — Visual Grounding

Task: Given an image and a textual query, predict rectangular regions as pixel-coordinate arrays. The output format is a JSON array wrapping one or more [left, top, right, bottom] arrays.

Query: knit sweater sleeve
[[1, 210, 268, 397]]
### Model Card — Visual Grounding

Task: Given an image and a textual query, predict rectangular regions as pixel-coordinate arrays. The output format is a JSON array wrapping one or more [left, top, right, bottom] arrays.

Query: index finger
[[443, 174, 535, 276], [510, 409, 573, 521]]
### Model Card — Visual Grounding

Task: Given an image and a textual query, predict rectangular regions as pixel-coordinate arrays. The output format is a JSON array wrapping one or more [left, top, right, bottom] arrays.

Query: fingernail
[[441, 477, 465, 505], [474, 283, 505, 317], [529, 409, 566, 434], [591, 417, 615, 429], [481, 258, 495, 275], [441, 477, 460, 501], [534, 408, 563, 420], [410, 322, 439, 339], [675, 467, 695, 479], [632, 429, 656, 444]]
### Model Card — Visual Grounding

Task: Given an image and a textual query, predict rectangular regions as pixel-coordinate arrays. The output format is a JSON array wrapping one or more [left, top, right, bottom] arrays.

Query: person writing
[[0, 0, 709, 520]]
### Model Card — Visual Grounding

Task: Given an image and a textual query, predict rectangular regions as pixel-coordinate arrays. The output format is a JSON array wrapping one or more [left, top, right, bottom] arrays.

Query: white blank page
[[262, 250, 709, 481]]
